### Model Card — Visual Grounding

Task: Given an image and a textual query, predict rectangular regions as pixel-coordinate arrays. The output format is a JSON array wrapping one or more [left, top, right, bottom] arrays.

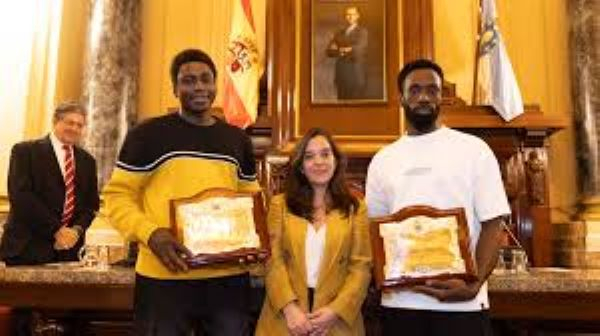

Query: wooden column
[[266, 0, 296, 149], [402, 0, 434, 62]]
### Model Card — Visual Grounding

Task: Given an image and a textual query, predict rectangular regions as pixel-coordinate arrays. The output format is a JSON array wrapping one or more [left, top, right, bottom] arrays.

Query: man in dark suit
[[0, 101, 100, 265], [326, 6, 368, 100]]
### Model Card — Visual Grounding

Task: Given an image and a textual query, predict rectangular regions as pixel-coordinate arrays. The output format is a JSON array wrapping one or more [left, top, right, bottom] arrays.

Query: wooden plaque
[[169, 188, 270, 267], [370, 205, 477, 290]]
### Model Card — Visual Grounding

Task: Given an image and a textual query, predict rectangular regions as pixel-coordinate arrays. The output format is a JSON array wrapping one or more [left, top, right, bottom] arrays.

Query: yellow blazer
[[256, 194, 372, 336]]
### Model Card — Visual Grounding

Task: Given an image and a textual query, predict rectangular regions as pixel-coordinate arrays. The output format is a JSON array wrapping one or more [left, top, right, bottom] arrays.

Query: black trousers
[[382, 307, 493, 336], [134, 273, 252, 336]]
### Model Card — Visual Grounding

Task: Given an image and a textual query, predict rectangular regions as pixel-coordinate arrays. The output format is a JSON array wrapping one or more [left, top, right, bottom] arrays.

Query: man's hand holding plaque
[[370, 206, 477, 290], [169, 188, 270, 268], [148, 228, 193, 273]]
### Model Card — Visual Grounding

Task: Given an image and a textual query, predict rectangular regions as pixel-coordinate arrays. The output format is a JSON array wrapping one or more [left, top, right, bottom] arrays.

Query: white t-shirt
[[365, 126, 510, 311], [305, 223, 327, 288]]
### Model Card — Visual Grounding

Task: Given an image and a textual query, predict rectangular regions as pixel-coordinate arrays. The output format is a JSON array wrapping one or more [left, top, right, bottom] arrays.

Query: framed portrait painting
[[268, 0, 400, 150], [311, 0, 387, 103]]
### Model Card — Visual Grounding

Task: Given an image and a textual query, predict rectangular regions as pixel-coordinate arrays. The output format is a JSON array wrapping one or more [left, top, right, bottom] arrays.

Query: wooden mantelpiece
[[442, 104, 567, 131]]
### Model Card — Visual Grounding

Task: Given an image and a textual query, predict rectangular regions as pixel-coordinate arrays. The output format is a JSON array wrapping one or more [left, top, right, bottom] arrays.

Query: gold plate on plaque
[[169, 188, 269, 267], [370, 206, 477, 289]]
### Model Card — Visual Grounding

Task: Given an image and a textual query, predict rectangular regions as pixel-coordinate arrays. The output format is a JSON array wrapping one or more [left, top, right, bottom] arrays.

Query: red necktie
[[61, 144, 76, 226]]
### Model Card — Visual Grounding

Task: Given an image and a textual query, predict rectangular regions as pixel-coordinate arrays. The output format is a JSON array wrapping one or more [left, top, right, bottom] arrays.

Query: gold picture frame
[[311, 0, 387, 103]]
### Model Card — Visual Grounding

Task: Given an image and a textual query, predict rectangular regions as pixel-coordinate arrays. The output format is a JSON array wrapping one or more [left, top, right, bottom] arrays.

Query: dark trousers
[[134, 273, 252, 336], [382, 307, 493, 336]]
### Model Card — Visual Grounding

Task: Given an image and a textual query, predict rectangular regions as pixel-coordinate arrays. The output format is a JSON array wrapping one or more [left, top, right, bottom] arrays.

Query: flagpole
[[472, 0, 483, 105]]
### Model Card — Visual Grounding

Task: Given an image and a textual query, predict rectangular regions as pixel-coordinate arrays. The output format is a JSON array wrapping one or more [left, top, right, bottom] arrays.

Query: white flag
[[474, 0, 524, 121]]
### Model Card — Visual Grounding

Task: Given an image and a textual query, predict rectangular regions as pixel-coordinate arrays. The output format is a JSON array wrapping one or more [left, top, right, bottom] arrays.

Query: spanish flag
[[223, 0, 262, 129], [474, 0, 524, 121]]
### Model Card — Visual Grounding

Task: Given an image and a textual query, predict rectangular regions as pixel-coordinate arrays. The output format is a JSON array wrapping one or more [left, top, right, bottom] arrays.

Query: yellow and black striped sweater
[[103, 113, 260, 280]]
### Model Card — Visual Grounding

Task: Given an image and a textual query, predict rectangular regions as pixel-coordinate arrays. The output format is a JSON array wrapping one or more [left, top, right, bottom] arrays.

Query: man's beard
[[404, 104, 440, 133]]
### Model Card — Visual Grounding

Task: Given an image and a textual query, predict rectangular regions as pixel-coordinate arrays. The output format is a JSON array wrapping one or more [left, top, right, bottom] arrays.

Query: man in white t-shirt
[[365, 59, 510, 336]]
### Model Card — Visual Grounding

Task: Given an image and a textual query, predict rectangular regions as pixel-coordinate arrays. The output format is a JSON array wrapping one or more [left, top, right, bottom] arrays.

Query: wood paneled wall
[[40, 0, 576, 224]]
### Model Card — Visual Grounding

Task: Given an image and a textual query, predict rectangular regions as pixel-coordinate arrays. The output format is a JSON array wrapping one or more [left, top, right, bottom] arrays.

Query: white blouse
[[305, 222, 327, 288]]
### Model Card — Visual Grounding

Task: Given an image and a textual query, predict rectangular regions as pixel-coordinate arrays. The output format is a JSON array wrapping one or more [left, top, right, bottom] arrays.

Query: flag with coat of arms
[[223, 0, 263, 128], [473, 0, 524, 121]]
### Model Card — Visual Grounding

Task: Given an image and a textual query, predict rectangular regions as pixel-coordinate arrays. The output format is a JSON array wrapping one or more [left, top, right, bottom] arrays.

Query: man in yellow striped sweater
[[104, 49, 260, 336]]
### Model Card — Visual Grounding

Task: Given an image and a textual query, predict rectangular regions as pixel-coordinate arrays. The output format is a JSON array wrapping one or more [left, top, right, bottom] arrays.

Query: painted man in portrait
[[326, 6, 368, 100]]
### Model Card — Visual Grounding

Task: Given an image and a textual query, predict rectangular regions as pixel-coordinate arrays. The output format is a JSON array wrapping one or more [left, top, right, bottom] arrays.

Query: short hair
[[53, 101, 87, 123], [170, 49, 217, 89], [397, 58, 444, 93], [346, 6, 359, 14]]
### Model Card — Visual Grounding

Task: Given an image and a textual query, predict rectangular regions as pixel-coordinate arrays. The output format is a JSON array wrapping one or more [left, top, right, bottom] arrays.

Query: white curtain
[[0, 0, 63, 201]]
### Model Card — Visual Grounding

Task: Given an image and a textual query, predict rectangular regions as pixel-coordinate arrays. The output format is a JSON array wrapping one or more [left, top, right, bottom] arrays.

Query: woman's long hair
[[285, 127, 359, 221]]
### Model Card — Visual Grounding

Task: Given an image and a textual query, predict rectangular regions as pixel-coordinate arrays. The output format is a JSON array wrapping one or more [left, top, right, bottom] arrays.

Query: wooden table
[[0, 264, 134, 335], [489, 268, 600, 321], [3, 266, 600, 334]]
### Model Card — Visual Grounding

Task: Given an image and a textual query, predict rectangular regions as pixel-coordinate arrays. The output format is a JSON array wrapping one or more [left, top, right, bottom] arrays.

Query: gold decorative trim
[[0, 194, 9, 214], [579, 196, 600, 221]]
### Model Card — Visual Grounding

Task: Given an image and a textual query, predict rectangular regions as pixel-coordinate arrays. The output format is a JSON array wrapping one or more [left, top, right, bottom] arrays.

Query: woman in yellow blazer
[[256, 128, 372, 336]]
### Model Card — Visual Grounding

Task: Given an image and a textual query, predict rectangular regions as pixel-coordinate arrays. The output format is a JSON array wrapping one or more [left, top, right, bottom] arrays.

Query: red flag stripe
[[223, 73, 252, 128], [240, 0, 255, 32]]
